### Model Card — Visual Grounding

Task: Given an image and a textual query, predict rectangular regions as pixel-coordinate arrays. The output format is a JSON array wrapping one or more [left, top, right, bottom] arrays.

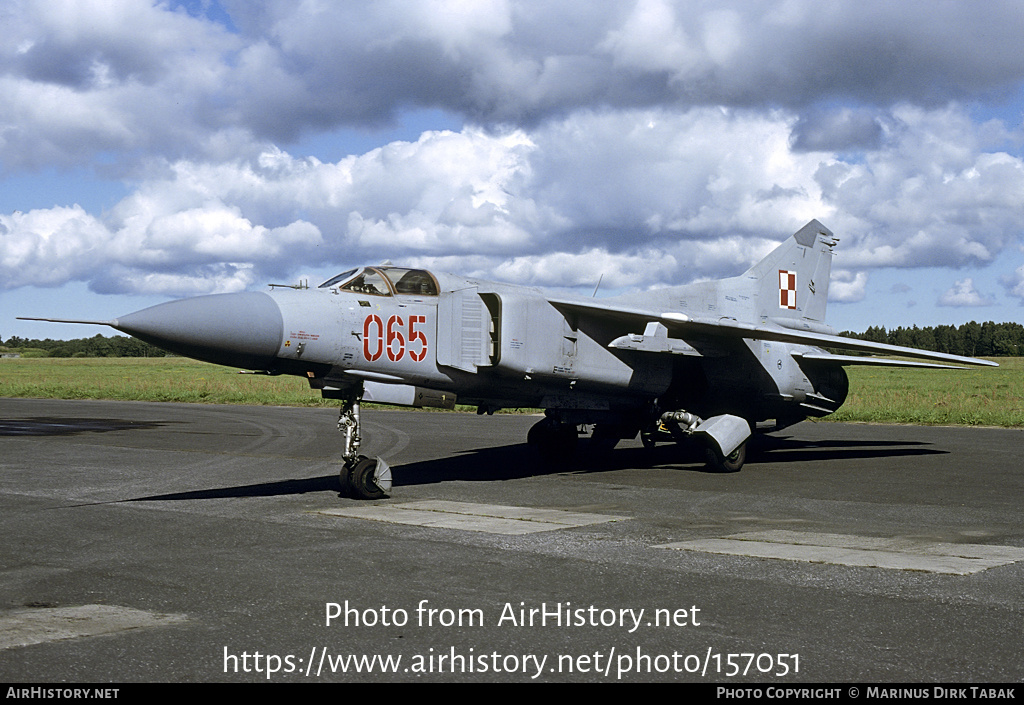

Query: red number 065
[[363, 314, 427, 363]]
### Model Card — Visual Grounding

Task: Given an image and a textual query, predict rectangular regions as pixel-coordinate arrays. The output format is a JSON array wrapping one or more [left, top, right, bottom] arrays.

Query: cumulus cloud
[[224, 0, 1024, 126], [492, 248, 679, 289], [2, 102, 1024, 298], [938, 278, 994, 307], [1000, 265, 1024, 304], [0, 206, 110, 287], [2, 1, 1024, 306], [1, 109, 832, 295], [0, 0, 240, 170], [815, 106, 1024, 271], [791, 108, 884, 153], [3, 1, 1024, 169], [0, 199, 321, 295], [828, 270, 868, 303]]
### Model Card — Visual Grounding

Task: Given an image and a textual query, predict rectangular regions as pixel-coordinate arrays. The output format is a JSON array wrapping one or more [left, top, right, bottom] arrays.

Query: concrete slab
[[654, 530, 1024, 574], [321, 500, 630, 534], [0, 605, 186, 651]]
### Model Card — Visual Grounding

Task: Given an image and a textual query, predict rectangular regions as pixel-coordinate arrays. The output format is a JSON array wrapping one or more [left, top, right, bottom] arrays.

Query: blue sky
[[3, 1, 1024, 342]]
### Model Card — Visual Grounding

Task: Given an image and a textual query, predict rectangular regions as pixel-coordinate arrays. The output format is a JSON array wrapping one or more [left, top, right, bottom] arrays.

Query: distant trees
[[1, 333, 167, 357], [839, 321, 1022, 357]]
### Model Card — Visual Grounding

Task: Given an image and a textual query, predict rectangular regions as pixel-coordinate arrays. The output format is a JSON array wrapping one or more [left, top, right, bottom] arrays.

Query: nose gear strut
[[336, 392, 392, 499]]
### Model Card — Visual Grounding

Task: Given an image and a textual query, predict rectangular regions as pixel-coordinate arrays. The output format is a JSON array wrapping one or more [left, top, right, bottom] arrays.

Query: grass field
[[825, 358, 1021, 427], [0, 357, 331, 407], [0, 356, 1019, 427]]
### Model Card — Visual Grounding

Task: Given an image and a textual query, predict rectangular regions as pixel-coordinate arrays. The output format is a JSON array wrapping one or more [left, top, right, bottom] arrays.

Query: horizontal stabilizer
[[793, 352, 968, 370], [665, 315, 998, 368]]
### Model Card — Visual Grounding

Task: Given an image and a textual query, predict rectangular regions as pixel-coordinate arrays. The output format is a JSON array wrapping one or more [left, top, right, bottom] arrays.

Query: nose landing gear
[[337, 394, 392, 499]]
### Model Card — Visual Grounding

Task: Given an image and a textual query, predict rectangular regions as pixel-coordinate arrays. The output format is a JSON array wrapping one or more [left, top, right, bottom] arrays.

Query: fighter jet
[[21, 220, 995, 499]]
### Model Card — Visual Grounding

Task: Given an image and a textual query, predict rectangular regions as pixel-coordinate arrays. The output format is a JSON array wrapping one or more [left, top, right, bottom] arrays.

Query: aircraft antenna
[[592, 273, 604, 298]]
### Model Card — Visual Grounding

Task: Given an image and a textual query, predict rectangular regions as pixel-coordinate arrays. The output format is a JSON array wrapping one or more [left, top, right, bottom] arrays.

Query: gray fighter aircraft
[[22, 220, 995, 499]]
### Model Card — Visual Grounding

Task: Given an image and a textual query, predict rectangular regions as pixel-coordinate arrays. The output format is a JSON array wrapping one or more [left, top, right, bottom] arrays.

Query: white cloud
[[3, 103, 1024, 298], [0, 206, 110, 287], [0, 0, 238, 169], [600, 0, 706, 77], [0, 194, 322, 296], [1, 109, 832, 295], [1001, 264, 1024, 305], [938, 278, 994, 307], [2, 1, 1024, 309], [816, 106, 1024, 270], [219, 1, 1024, 129], [829, 270, 869, 303], [3, 2, 1024, 169], [492, 248, 678, 289], [91, 263, 260, 297], [791, 108, 884, 152]]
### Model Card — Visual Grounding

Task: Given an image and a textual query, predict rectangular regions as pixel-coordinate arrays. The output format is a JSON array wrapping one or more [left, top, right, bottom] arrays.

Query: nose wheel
[[342, 455, 392, 500]]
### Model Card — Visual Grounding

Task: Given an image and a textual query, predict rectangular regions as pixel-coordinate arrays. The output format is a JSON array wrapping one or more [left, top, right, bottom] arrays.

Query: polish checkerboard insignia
[[779, 270, 797, 309]]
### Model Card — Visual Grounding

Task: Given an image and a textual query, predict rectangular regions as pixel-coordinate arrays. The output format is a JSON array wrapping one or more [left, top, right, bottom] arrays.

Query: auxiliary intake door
[[436, 290, 497, 372]]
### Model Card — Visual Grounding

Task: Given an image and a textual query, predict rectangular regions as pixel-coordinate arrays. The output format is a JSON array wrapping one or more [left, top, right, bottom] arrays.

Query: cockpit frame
[[319, 266, 439, 297]]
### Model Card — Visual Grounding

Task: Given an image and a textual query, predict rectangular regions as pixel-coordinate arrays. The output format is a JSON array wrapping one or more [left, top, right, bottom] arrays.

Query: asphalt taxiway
[[1, 397, 1022, 682]]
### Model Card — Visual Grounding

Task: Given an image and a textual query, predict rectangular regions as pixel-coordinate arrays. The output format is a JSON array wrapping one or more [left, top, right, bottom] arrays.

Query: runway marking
[[0, 604, 187, 651], [320, 500, 629, 535], [653, 530, 1024, 574]]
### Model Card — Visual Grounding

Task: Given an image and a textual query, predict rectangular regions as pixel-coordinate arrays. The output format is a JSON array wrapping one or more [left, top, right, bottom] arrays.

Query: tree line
[[839, 321, 1023, 358], [2, 334, 168, 358], [3, 320, 1023, 358]]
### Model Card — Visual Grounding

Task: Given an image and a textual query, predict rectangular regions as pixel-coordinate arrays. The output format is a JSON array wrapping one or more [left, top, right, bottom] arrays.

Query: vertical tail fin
[[744, 219, 837, 324]]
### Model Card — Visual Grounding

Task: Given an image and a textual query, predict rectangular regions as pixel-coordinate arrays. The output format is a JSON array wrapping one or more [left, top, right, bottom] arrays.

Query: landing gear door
[[437, 289, 493, 373]]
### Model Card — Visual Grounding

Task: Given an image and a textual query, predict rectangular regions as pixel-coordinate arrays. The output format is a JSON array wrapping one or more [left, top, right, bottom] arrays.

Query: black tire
[[339, 458, 356, 496], [527, 419, 577, 462], [589, 424, 621, 453], [348, 456, 388, 500], [705, 442, 746, 473]]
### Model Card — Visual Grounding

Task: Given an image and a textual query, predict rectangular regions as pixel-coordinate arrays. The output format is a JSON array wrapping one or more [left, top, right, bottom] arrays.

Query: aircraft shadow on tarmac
[[123, 433, 946, 502], [389, 435, 947, 487]]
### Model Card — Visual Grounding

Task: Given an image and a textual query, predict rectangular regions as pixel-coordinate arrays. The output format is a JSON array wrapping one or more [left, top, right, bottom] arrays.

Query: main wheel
[[527, 418, 578, 463], [589, 424, 621, 453], [705, 442, 746, 473]]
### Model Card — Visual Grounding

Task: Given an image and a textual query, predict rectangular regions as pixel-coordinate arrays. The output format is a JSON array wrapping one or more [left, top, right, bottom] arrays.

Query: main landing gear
[[526, 416, 579, 462], [528, 408, 751, 473], [642, 410, 751, 473], [337, 396, 392, 500]]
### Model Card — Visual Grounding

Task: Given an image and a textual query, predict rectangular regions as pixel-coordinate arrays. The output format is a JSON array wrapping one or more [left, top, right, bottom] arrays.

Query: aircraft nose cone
[[113, 292, 284, 370]]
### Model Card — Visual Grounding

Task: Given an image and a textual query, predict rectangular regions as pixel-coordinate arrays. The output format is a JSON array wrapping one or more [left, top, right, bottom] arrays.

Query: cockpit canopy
[[319, 266, 439, 296]]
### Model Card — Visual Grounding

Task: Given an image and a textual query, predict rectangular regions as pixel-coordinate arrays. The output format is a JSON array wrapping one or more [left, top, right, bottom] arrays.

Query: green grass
[[0, 357, 333, 407], [1, 356, 1019, 427], [821, 357, 1022, 427]]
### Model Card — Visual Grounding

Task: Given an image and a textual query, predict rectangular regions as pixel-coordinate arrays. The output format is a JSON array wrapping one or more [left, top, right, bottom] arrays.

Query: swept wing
[[548, 297, 997, 369]]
